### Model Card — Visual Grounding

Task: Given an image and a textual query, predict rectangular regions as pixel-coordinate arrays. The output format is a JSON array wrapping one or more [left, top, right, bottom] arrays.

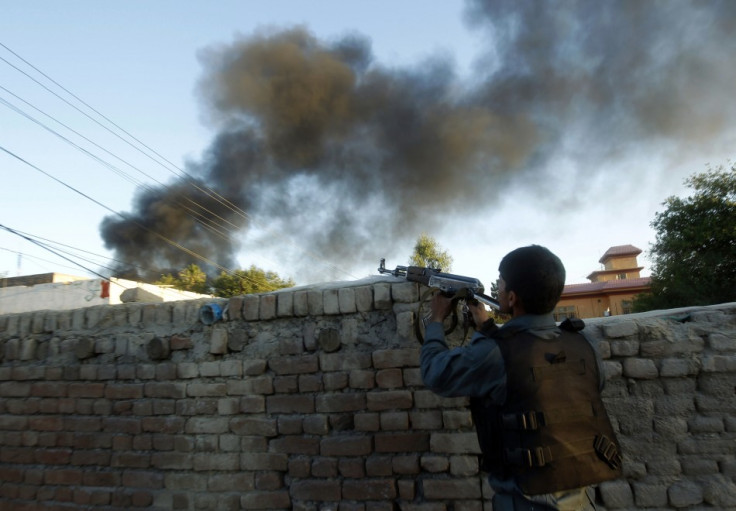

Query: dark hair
[[498, 245, 566, 314]]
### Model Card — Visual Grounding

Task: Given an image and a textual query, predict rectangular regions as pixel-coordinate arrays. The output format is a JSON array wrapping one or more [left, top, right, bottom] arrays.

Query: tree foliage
[[155, 263, 295, 297], [634, 164, 736, 311], [212, 265, 295, 297], [410, 234, 453, 271], [155, 263, 209, 294]]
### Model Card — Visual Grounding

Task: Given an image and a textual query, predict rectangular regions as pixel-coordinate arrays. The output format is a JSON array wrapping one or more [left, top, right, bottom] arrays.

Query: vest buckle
[[505, 446, 552, 468], [502, 411, 544, 431], [594, 435, 622, 470]]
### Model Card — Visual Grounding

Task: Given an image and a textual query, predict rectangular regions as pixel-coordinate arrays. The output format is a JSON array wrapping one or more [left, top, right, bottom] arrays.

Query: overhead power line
[[0, 42, 359, 281]]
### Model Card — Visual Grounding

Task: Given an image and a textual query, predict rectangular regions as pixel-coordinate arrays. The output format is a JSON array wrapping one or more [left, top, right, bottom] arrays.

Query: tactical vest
[[470, 322, 622, 495]]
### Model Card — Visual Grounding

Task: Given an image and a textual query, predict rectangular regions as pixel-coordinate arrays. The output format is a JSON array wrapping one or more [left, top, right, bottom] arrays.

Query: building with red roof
[[554, 245, 651, 320]]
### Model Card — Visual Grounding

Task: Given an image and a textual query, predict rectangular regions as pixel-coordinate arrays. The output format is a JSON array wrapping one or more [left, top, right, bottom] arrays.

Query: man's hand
[[430, 293, 454, 323], [467, 300, 489, 328]]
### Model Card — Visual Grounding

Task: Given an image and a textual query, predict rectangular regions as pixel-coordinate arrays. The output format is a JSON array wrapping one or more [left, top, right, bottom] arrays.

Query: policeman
[[421, 245, 622, 510]]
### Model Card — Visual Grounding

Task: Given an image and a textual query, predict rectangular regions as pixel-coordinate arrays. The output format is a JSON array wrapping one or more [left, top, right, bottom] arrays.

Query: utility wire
[[0, 145, 234, 276], [0, 42, 359, 280], [0, 90, 241, 242], [0, 224, 117, 283], [0, 148, 278, 290]]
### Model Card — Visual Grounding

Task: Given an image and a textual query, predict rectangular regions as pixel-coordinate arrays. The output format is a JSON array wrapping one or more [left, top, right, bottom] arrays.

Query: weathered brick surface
[[0, 283, 734, 510]]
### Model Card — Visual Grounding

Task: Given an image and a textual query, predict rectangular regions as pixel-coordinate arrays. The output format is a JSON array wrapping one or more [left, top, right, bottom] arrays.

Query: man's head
[[498, 245, 565, 315]]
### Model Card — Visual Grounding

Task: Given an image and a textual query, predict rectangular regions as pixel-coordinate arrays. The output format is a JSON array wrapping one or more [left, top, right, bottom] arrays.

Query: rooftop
[[599, 244, 642, 264], [563, 277, 652, 296]]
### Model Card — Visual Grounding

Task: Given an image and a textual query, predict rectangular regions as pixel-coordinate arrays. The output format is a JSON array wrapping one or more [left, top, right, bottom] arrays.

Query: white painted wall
[[0, 277, 211, 314]]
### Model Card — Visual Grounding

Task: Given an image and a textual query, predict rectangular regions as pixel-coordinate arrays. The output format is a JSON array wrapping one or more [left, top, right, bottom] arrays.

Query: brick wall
[[0, 276, 735, 510]]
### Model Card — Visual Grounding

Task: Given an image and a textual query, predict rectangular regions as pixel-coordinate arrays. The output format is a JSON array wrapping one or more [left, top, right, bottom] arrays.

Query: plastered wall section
[[0, 276, 735, 510]]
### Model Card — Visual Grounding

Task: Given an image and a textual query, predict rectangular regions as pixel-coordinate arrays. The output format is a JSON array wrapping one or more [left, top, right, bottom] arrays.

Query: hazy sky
[[2, 1, 734, 290]]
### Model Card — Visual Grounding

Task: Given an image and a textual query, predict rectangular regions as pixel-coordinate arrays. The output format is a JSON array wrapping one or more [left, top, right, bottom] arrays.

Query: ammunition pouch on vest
[[470, 321, 622, 495]]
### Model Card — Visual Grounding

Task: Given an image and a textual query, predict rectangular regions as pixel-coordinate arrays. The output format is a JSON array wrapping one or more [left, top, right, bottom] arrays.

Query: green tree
[[155, 263, 209, 294], [410, 234, 453, 271], [634, 163, 736, 311], [212, 265, 295, 297]]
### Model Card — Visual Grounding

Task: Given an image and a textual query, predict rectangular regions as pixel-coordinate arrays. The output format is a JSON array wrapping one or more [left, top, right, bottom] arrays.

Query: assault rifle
[[378, 259, 500, 342], [378, 259, 500, 310]]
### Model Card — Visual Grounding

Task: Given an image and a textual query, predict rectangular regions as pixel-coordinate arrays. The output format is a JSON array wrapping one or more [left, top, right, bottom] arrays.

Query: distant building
[[554, 245, 651, 320], [0, 272, 212, 314]]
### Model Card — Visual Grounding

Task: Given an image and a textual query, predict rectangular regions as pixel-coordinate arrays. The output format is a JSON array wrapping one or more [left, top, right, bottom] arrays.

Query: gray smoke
[[101, 1, 736, 282]]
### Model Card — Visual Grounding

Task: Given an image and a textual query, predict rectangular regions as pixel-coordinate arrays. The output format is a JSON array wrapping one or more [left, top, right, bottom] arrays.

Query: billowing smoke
[[101, 1, 736, 282]]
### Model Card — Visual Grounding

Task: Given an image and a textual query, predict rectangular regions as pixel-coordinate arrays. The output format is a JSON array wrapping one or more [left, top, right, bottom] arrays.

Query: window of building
[[617, 273, 627, 280], [554, 305, 577, 322], [621, 300, 633, 314]]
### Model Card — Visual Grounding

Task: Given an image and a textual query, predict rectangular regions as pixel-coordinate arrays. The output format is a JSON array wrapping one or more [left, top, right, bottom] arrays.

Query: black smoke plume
[[101, 1, 736, 282]]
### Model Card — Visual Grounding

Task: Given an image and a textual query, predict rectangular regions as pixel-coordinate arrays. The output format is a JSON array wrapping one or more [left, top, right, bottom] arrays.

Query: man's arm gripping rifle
[[378, 259, 500, 342]]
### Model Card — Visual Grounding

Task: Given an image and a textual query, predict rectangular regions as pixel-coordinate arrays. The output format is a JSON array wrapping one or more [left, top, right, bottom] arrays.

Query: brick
[[303, 415, 329, 435], [187, 383, 227, 397], [170, 334, 193, 350], [31, 382, 68, 397], [623, 358, 659, 379], [242, 295, 259, 321], [29, 416, 63, 431], [291, 479, 341, 501], [323, 289, 340, 315], [288, 457, 311, 478], [320, 435, 372, 456], [316, 393, 366, 413], [603, 321, 638, 338], [35, 448, 72, 465], [393, 454, 420, 475], [276, 292, 293, 317], [185, 417, 229, 434], [291, 290, 308, 317], [430, 433, 482, 454], [277, 416, 303, 435], [103, 417, 141, 434], [366, 455, 393, 476], [68, 383, 105, 398], [193, 453, 240, 471], [270, 435, 320, 455], [380, 411, 410, 430], [259, 294, 276, 320], [241, 490, 290, 510], [241, 453, 288, 471], [343, 479, 397, 500], [208, 473, 255, 492], [210, 328, 228, 354], [230, 417, 278, 437], [350, 369, 376, 389], [375, 432, 429, 453], [299, 374, 323, 393], [227, 376, 273, 395], [376, 368, 403, 388], [368, 390, 413, 411], [105, 384, 143, 399], [0, 415, 28, 430], [320, 352, 372, 371], [308, 457, 337, 478], [373, 348, 421, 369], [323, 372, 348, 390], [450, 455, 479, 476], [414, 389, 468, 409], [44, 468, 83, 485], [338, 288, 357, 313], [267, 395, 315, 414], [423, 478, 481, 500], [269, 355, 319, 375], [0, 382, 31, 397], [64, 417, 102, 432]]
